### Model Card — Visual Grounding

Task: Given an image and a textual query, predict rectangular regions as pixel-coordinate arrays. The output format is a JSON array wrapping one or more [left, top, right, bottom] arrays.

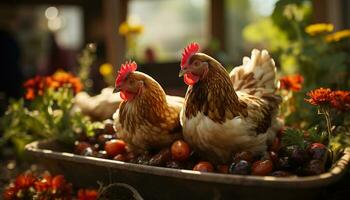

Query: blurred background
[[0, 0, 349, 106]]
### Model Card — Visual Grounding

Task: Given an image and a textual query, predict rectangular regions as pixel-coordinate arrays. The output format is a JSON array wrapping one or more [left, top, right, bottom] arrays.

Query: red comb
[[181, 42, 200, 68], [115, 61, 137, 86]]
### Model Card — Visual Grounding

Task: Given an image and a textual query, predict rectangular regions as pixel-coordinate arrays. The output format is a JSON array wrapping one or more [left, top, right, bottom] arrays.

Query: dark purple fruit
[[290, 147, 309, 165], [233, 151, 253, 163], [308, 143, 327, 161], [271, 170, 293, 177], [282, 145, 299, 157], [103, 119, 115, 135], [269, 151, 279, 164], [88, 136, 97, 144], [229, 160, 251, 175], [165, 160, 182, 169], [95, 150, 108, 158], [217, 165, 229, 174], [149, 148, 172, 166], [261, 151, 278, 163], [126, 152, 137, 163], [269, 138, 281, 152], [277, 157, 294, 170], [74, 141, 91, 155], [81, 147, 95, 157], [97, 134, 113, 146], [136, 153, 151, 165], [304, 159, 325, 175]]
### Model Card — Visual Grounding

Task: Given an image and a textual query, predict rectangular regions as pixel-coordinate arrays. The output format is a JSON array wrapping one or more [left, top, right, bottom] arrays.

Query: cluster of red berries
[[3, 172, 97, 200]]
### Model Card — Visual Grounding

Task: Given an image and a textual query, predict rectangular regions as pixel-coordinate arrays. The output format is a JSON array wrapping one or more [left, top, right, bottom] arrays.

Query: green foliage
[[281, 128, 306, 148], [77, 43, 96, 92], [271, 0, 312, 40], [243, 18, 289, 51], [0, 86, 103, 157], [281, 126, 325, 149], [307, 125, 325, 143]]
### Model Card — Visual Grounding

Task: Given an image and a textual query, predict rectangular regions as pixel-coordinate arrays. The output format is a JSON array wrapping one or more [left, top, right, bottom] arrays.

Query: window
[[128, 0, 209, 62]]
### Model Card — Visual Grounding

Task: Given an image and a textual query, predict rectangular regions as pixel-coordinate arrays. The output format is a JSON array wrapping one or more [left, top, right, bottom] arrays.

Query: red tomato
[[252, 160, 274, 176], [217, 165, 229, 174], [105, 139, 126, 158], [171, 140, 191, 161], [193, 161, 214, 172]]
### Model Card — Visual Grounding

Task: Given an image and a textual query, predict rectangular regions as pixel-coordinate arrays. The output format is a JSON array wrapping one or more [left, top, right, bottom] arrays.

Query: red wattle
[[184, 73, 200, 85], [120, 91, 135, 101]]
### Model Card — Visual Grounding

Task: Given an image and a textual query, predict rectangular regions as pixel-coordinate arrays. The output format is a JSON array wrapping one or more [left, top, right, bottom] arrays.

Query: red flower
[[77, 189, 98, 200], [279, 74, 304, 92], [330, 90, 350, 111], [15, 173, 37, 189], [35, 174, 52, 192], [3, 186, 18, 200], [52, 175, 66, 191], [305, 88, 332, 106]]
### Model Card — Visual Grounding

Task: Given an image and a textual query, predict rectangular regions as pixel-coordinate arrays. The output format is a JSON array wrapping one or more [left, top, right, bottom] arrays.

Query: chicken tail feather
[[229, 49, 281, 107]]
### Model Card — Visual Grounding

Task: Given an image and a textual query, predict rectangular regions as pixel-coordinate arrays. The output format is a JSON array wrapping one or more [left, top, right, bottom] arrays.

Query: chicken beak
[[113, 87, 120, 93], [179, 69, 186, 77]]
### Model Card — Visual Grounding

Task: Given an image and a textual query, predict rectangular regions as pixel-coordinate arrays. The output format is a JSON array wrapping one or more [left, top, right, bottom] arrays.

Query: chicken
[[73, 87, 122, 121], [179, 43, 282, 163], [112, 61, 183, 152]]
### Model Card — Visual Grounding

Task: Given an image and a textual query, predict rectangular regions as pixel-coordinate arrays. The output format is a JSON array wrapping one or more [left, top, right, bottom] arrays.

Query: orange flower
[[52, 71, 83, 94], [280, 74, 304, 92], [77, 189, 98, 200], [23, 71, 83, 100], [25, 88, 36, 100], [330, 90, 350, 111], [305, 88, 332, 106]]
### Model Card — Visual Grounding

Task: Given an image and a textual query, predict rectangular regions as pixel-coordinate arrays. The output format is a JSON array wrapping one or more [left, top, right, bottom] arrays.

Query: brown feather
[[184, 54, 247, 123], [116, 72, 182, 150]]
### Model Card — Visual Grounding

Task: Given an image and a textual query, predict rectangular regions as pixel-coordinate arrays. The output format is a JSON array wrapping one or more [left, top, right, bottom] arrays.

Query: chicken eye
[[193, 60, 200, 67], [128, 79, 135, 85]]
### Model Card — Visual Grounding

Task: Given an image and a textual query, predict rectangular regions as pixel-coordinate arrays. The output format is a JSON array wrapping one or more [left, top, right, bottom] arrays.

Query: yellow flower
[[325, 29, 350, 42], [119, 22, 129, 36], [118, 21, 144, 36], [305, 23, 334, 36], [129, 25, 144, 34], [99, 63, 113, 76]]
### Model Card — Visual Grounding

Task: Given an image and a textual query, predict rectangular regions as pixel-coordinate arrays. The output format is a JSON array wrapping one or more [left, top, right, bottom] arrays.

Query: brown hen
[[113, 61, 183, 152], [179, 43, 282, 163]]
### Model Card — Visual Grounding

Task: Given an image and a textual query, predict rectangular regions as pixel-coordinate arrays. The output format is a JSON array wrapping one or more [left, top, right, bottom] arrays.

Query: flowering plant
[[0, 71, 102, 156], [118, 21, 144, 60], [304, 88, 350, 161], [278, 74, 305, 123], [3, 172, 98, 200]]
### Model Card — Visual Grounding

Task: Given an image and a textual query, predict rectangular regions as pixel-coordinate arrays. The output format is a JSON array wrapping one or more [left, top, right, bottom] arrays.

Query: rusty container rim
[[25, 140, 350, 189]]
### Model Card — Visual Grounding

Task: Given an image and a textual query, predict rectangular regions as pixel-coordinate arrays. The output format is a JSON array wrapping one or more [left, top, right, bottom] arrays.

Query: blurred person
[[0, 12, 23, 115]]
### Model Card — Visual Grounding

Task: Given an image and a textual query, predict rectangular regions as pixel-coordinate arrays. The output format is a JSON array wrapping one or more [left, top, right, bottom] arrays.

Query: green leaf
[[281, 128, 306, 148]]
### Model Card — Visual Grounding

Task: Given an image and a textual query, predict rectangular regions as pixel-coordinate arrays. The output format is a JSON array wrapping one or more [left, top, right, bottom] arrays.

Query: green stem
[[319, 106, 332, 146], [292, 21, 303, 43]]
